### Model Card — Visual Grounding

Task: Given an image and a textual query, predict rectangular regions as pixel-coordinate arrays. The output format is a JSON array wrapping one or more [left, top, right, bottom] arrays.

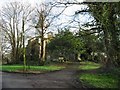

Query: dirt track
[[2, 64, 83, 88]]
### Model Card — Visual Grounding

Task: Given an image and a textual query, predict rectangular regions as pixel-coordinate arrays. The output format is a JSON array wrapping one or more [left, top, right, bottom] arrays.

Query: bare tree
[[34, 2, 67, 65], [0, 2, 33, 66], [21, 3, 34, 70]]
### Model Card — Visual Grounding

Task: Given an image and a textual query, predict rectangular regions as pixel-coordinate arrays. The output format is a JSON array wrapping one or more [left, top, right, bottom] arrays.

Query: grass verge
[[79, 61, 101, 70], [78, 61, 119, 88], [79, 73, 118, 88], [0, 65, 65, 73]]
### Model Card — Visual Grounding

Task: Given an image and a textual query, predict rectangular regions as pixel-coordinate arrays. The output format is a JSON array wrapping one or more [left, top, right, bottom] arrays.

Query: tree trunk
[[103, 26, 113, 69], [22, 19, 26, 70], [39, 27, 45, 65], [0, 31, 2, 64], [108, 4, 119, 66]]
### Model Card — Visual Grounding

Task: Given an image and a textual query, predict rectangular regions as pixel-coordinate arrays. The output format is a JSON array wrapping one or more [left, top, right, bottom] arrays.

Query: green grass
[[79, 61, 101, 70], [0, 65, 65, 72], [79, 73, 118, 88], [78, 61, 119, 88]]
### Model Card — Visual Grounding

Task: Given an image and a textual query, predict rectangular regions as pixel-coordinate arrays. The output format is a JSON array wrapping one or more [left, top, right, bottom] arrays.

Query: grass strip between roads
[[0, 65, 65, 73], [79, 61, 101, 70]]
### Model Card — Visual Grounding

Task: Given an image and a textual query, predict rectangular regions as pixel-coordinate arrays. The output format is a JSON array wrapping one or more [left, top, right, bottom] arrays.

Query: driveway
[[2, 64, 82, 88]]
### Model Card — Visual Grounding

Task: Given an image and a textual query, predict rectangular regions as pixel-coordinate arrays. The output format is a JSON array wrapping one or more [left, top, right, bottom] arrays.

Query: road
[[2, 66, 82, 88]]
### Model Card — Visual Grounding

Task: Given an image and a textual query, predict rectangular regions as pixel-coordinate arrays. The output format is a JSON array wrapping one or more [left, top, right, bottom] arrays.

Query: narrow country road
[[2, 64, 82, 88]]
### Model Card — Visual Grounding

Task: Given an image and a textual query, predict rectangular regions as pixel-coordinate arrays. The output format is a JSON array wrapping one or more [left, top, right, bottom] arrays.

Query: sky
[[0, 0, 91, 36], [0, 0, 91, 31], [0, 0, 89, 22], [0, 0, 44, 8], [0, 0, 87, 17], [0, 0, 91, 44]]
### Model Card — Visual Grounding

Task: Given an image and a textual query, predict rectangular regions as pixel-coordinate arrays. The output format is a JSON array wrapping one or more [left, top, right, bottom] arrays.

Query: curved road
[[2, 65, 82, 88]]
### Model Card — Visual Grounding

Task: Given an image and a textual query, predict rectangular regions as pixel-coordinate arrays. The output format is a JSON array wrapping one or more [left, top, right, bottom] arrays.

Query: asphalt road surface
[[2, 67, 82, 88]]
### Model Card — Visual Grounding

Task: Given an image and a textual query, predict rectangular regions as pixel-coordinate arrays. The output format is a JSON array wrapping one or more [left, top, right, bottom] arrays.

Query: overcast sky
[[0, 0, 44, 8], [0, 0, 92, 47], [0, 0, 91, 34], [0, 0, 84, 14]]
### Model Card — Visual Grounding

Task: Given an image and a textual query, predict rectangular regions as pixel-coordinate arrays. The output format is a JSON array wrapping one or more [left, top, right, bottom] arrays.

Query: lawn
[[0, 65, 65, 73], [79, 61, 101, 70], [78, 61, 119, 88], [79, 73, 118, 88]]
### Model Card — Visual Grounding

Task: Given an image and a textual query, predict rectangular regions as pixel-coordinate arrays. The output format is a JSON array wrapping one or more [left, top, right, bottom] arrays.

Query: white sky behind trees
[[0, 0, 93, 55], [0, 0, 92, 43], [0, 0, 91, 30], [0, 0, 44, 8]]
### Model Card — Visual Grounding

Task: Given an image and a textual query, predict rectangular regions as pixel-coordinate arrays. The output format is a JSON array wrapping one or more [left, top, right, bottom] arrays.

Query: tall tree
[[0, 28, 2, 64], [57, 1, 120, 67], [47, 29, 84, 62], [34, 2, 67, 65], [87, 2, 120, 67], [0, 2, 33, 65]]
